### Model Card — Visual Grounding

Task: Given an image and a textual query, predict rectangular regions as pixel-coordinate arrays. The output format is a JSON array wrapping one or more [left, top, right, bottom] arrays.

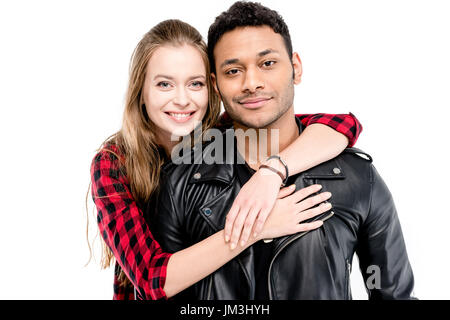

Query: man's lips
[[238, 97, 272, 109]]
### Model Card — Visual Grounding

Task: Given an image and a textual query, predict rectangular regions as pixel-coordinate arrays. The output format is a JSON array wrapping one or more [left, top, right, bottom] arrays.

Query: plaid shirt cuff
[[297, 112, 362, 147]]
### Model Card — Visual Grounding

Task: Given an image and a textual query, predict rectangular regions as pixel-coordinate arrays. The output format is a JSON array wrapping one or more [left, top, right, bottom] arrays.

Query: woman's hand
[[224, 166, 285, 250], [257, 184, 332, 241]]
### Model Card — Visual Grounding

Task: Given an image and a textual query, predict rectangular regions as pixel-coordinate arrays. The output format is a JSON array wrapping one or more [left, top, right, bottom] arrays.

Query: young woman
[[89, 19, 362, 300]]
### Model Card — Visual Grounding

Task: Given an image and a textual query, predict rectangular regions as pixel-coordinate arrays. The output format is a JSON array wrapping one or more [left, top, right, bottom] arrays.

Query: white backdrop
[[0, 0, 449, 299]]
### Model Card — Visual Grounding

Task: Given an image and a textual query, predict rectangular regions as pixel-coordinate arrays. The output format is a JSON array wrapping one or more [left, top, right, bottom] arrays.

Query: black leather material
[[149, 124, 415, 300]]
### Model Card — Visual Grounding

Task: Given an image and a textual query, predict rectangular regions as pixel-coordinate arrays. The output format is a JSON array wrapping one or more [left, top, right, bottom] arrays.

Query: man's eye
[[263, 61, 276, 67], [225, 69, 239, 75]]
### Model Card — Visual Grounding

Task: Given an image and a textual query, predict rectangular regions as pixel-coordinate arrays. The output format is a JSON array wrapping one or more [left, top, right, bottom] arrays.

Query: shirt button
[[333, 168, 341, 175], [203, 208, 212, 216], [193, 172, 201, 180]]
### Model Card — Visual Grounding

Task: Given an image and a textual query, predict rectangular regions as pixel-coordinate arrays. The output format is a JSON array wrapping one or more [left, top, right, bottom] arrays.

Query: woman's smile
[[165, 110, 197, 123], [142, 44, 209, 142]]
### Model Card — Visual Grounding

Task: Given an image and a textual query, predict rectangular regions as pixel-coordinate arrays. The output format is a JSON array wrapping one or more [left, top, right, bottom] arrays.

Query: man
[[151, 1, 415, 299]]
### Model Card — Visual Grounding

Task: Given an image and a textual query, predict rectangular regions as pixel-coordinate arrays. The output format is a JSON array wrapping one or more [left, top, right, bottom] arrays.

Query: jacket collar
[[188, 117, 346, 185]]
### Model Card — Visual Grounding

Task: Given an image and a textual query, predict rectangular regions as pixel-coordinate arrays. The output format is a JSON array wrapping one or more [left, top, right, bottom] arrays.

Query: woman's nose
[[172, 87, 190, 107]]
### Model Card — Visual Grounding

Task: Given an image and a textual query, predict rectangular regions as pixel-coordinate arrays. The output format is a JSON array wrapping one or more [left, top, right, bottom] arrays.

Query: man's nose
[[172, 87, 190, 107], [242, 67, 264, 93]]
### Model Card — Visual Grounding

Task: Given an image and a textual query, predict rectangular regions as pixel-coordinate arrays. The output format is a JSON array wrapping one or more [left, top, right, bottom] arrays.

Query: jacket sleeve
[[152, 169, 187, 254], [355, 165, 416, 300]]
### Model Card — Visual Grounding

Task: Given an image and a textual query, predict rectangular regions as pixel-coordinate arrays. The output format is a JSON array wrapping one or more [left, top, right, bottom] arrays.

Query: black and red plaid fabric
[[296, 112, 362, 147], [91, 144, 172, 300], [90, 112, 362, 300]]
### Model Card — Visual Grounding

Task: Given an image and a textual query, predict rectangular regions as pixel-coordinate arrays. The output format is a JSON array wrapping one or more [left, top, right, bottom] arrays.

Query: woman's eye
[[190, 81, 205, 88], [157, 81, 171, 88]]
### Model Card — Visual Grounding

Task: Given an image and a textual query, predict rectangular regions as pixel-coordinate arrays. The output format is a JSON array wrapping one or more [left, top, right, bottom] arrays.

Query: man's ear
[[292, 52, 303, 85], [211, 72, 220, 95]]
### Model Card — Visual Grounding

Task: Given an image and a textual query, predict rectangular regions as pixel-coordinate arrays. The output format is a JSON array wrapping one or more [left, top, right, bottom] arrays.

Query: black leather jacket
[[150, 123, 415, 300]]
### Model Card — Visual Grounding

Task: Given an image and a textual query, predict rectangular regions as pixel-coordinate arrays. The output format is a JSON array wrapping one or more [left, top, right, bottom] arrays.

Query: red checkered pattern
[[90, 144, 172, 300], [90, 112, 362, 300], [296, 112, 362, 147]]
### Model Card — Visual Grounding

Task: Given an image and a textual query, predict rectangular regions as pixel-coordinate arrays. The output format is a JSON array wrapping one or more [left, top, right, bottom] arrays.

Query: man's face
[[212, 26, 302, 129]]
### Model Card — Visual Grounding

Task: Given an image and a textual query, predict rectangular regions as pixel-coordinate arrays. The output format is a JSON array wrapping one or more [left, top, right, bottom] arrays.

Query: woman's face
[[142, 44, 209, 144]]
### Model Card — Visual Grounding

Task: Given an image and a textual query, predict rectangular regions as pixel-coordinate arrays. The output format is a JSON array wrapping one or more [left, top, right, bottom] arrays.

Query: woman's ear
[[292, 52, 303, 85]]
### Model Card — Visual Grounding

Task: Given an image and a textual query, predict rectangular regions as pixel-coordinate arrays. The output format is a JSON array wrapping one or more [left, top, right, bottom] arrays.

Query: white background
[[0, 0, 449, 299]]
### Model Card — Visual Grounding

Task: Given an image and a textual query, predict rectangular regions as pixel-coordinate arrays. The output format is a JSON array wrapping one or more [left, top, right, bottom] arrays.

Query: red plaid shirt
[[90, 113, 362, 300]]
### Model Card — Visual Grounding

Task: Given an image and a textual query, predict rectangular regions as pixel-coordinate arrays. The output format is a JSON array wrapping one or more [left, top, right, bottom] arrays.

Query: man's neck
[[234, 107, 299, 170]]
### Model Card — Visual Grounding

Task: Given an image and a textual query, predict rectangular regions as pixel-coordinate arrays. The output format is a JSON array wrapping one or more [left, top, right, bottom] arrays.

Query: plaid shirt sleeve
[[295, 112, 362, 147], [90, 144, 172, 300], [217, 112, 362, 147]]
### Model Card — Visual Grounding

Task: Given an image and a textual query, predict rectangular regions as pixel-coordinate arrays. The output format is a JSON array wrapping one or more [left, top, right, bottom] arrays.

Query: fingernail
[[225, 235, 230, 242], [290, 184, 296, 189], [316, 184, 323, 190], [253, 232, 258, 238], [324, 192, 332, 197], [240, 240, 246, 247], [230, 242, 236, 250]]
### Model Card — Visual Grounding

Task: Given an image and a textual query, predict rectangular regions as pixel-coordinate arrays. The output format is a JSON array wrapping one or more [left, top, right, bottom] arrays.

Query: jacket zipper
[[206, 275, 213, 300], [345, 259, 351, 300], [267, 211, 335, 300]]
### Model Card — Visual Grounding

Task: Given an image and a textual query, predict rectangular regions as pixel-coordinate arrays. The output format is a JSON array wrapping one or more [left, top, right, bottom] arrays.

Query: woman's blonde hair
[[87, 19, 221, 287]]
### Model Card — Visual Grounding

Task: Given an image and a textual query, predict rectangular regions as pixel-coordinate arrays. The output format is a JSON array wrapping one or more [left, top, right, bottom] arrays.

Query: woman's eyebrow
[[153, 75, 205, 80], [153, 74, 174, 80], [188, 75, 206, 80]]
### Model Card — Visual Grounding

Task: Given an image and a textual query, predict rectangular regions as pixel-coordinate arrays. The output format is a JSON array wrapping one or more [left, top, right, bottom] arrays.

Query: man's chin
[[233, 115, 280, 129], [224, 102, 286, 129]]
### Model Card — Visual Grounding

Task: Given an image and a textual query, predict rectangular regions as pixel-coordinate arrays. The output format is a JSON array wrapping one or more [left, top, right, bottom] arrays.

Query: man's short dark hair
[[207, 1, 293, 74]]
